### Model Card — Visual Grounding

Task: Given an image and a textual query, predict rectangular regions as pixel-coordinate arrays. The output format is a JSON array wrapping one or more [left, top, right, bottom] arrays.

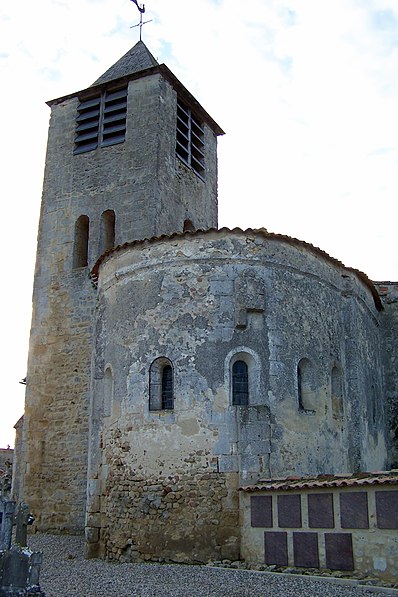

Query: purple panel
[[340, 492, 369, 529], [251, 495, 273, 528], [308, 493, 334, 528], [264, 532, 288, 566], [277, 494, 302, 528], [376, 491, 398, 529], [325, 533, 354, 571], [293, 532, 319, 568]]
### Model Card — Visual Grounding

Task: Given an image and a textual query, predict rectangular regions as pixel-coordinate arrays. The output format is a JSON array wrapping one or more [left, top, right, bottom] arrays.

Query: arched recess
[[99, 209, 115, 255], [297, 358, 316, 413], [149, 357, 174, 411], [73, 215, 89, 268], [225, 347, 262, 407], [103, 365, 114, 417], [331, 365, 344, 419]]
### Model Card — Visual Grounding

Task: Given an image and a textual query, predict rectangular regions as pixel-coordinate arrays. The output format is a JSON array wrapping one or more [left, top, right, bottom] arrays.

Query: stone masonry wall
[[22, 65, 219, 532], [241, 482, 398, 582], [88, 229, 387, 561], [376, 283, 398, 467], [100, 430, 240, 563], [21, 269, 94, 531]]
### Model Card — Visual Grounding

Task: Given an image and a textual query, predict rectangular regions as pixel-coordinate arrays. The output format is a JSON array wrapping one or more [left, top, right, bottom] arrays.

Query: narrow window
[[161, 365, 173, 409], [99, 210, 115, 255], [73, 215, 89, 268], [297, 358, 315, 413], [176, 99, 205, 179], [149, 358, 174, 411], [74, 87, 128, 155], [232, 360, 249, 405], [331, 366, 344, 419]]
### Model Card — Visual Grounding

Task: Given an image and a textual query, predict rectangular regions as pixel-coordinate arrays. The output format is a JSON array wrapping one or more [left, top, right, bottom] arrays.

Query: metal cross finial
[[130, 0, 152, 41]]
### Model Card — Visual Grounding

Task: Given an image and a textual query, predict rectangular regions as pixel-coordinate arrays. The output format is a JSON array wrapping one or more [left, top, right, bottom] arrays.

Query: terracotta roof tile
[[240, 470, 398, 492]]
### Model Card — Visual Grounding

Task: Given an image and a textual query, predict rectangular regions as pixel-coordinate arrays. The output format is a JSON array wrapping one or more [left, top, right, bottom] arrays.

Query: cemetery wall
[[240, 473, 398, 581]]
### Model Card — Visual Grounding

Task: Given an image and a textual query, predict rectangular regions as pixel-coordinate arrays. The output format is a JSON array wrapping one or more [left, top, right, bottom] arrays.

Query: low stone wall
[[99, 466, 240, 564], [240, 472, 398, 581]]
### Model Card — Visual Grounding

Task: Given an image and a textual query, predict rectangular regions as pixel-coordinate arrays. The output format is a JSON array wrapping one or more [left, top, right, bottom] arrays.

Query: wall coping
[[240, 470, 398, 492]]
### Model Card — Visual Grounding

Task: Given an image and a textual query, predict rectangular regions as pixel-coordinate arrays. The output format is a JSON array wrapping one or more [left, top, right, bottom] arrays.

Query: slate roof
[[240, 470, 398, 492], [46, 42, 224, 135], [91, 41, 159, 87]]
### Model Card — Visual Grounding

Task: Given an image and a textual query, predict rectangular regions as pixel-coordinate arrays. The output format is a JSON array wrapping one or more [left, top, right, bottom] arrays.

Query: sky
[[0, 0, 397, 448]]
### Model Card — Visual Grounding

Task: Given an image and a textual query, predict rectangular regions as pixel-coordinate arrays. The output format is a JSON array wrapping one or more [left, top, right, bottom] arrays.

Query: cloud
[[1, 0, 398, 448]]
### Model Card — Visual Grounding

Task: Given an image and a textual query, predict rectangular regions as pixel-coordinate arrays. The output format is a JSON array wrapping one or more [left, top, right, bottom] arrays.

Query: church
[[14, 39, 398, 575]]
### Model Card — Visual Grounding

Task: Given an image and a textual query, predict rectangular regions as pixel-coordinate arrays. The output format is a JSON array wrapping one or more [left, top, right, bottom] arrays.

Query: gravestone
[[0, 502, 45, 596], [0, 501, 15, 552]]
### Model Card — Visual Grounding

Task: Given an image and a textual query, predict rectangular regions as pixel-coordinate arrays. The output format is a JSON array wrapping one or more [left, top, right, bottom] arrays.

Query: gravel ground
[[28, 533, 398, 597]]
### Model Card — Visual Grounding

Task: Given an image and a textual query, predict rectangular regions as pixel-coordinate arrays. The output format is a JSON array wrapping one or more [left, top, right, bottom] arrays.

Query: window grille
[[74, 87, 128, 155], [176, 99, 205, 179], [232, 360, 249, 405]]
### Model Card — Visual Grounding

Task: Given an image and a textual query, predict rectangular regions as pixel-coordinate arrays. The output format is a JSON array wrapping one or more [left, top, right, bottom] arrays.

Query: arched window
[[331, 365, 344, 419], [99, 210, 115, 255], [297, 358, 315, 413], [232, 360, 249, 405], [149, 358, 174, 411], [73, 215, 89, 268], [226, 348, 261, 407]]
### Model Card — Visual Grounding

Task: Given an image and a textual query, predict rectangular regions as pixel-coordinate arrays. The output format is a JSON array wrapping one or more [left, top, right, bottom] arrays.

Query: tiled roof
[[90, 226, 382, 311], [91, 41, 159, 86], [240, 470, 398, 492]]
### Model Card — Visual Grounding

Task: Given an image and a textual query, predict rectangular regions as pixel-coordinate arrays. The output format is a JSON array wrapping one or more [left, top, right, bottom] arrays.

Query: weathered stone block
[[85, 526, 99, 543]]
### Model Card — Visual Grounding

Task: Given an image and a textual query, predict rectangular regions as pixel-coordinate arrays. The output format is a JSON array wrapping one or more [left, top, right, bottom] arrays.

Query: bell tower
[[20, 41, 224, 531]]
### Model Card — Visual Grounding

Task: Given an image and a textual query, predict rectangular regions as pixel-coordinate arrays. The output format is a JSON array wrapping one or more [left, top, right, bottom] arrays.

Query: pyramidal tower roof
[[47, 40, 224, 135], [92, 41, 159, 86]]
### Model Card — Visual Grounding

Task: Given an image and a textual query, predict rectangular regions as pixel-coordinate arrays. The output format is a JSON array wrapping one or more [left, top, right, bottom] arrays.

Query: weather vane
[[130, 0, 152, 41]]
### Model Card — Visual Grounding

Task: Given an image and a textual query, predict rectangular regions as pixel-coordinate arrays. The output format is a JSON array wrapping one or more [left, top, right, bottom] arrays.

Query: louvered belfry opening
[[176, 99, 205, 179], [74, 87, 128, 154]]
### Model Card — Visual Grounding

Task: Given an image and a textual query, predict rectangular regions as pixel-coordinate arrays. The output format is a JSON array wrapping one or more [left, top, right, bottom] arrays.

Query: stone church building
[[15, 41, 398, 572]]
